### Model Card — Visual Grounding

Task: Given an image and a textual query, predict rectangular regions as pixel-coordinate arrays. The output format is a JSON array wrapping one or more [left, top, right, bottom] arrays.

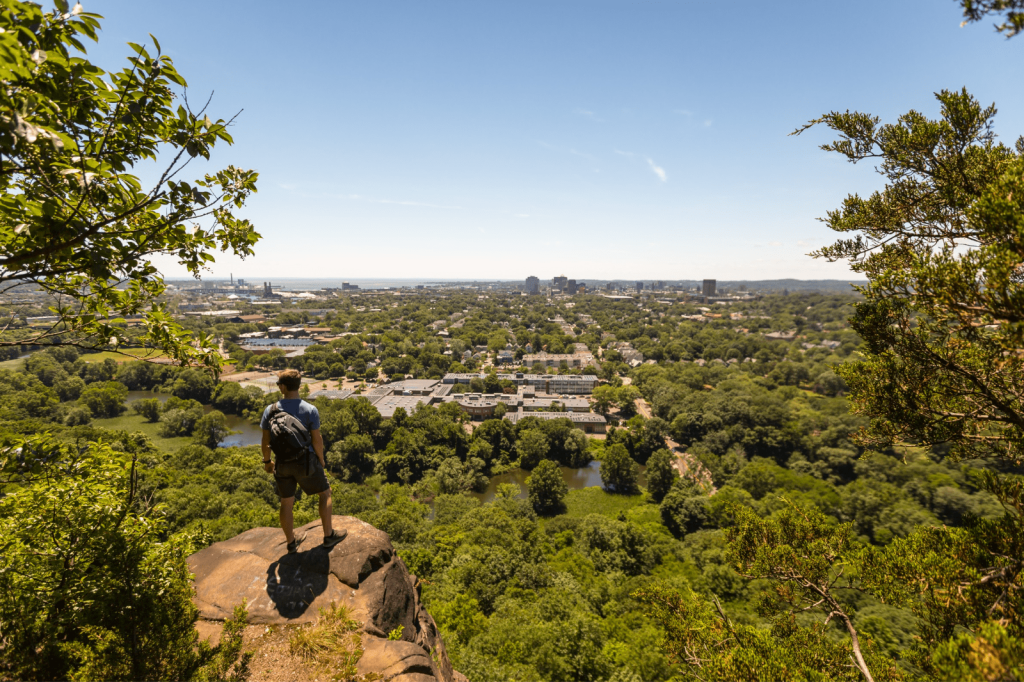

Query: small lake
[[216, 414, 263, 448], [470, 460, 647, 503], [125, 390, 263, 448]]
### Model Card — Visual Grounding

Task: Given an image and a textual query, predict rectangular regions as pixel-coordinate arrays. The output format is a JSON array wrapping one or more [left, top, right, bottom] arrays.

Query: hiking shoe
[[286, 532, 306, 554], [322, 529, 347, 548]]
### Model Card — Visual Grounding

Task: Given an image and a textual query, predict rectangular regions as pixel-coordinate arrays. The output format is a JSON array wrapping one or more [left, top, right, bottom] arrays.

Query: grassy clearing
[[90, 413, 193, 452], [79, 349, 170, 363], [563, 486, 650, 519], [0, 356, 27, 371]]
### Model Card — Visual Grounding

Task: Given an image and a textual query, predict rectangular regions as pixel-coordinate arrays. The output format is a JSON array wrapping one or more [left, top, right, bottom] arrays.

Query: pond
[[470, 460, 647, 504], [125, 390, 264, 448], [216, 413, 263, 448]]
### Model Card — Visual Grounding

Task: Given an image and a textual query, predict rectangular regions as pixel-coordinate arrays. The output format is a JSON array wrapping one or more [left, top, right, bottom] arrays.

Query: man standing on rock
[[261, 369, 346, 553]]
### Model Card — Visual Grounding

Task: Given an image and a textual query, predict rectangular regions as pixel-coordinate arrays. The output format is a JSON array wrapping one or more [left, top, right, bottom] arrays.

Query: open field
[[562, 486, 649, 519], [0, 356, 27, 371], [90, 413, 194, 452]]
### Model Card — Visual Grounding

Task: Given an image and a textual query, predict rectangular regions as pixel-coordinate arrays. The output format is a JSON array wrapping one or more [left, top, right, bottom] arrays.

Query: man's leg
[[280, 496, 295, 543], [318, 489, 333, 536]]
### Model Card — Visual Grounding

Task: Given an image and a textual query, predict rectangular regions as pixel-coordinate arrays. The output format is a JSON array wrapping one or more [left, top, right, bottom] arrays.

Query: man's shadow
[[265, 546, 331, 619]]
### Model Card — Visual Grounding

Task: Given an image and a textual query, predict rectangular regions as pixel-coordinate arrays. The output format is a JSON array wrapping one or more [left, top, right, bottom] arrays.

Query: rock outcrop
[[188, 515, 462, 682]]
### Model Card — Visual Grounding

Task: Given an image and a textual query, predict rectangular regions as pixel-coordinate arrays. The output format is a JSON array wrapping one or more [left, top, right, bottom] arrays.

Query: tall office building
[[636, 281, 644, 292], [553, 275, 568, 290], [702, 279, 717, 296], [566, 279, 577, 294], [525, 276, 540, 294]]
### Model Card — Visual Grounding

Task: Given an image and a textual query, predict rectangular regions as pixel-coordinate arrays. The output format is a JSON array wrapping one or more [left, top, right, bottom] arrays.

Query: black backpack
[[267, 402, 312, 462]]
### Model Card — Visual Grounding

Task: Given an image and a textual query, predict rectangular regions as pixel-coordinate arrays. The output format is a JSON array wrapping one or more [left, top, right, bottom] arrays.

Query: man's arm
[[261, 430, 274, 473], [311, 428, 325, 467]]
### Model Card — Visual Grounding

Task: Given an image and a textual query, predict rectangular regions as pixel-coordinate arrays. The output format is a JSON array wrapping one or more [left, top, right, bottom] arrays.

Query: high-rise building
[[553, 275, 568, 290], [566, 279, 577, 294], [525, 276, 540, 295], [636, 281, 644, 291], [702, 279, 717, 296]]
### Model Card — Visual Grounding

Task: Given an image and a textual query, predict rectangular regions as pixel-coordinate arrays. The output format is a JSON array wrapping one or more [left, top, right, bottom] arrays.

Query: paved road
[[635, 398, 653, 419]]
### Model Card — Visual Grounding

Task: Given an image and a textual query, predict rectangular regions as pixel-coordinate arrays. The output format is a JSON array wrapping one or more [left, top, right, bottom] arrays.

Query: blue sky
[[85, 0, 1023, 282]]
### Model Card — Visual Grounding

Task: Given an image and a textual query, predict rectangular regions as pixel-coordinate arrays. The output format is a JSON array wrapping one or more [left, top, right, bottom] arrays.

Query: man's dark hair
[[278, 369, 302, 392]]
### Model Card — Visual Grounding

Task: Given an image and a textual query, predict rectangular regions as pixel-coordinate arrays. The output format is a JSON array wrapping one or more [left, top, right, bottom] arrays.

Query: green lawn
[[0, 356, 27, 371], [562, 486, 650, 519], [90, 413, 193, 452], [79, 349, 170, 363]]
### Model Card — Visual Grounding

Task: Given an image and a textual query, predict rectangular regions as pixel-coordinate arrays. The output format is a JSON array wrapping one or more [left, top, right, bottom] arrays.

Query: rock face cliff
[[188, 515, 462, 682]]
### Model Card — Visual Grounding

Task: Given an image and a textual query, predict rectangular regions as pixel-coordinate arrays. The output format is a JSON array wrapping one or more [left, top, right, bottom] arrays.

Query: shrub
[[132, 398, 162, 422], [0, 438, 250, 680], [193, 410, 231, 448], [159, 404, 205, 438], [645, 448, 678, 502], [600, 444, 639, 494], [527, 459, 567, 513], [77, 381, 128, 419]]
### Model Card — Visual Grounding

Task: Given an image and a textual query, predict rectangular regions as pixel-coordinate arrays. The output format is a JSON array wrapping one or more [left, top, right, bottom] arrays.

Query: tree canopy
[[0, 0, 258, 369]]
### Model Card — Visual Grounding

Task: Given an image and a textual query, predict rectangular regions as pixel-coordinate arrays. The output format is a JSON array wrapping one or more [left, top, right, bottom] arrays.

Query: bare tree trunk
[[839, 612, 874, 682]]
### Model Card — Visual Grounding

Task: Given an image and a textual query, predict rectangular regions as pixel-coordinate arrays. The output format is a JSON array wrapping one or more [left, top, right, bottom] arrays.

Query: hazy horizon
[[167, 276, 866, 290]]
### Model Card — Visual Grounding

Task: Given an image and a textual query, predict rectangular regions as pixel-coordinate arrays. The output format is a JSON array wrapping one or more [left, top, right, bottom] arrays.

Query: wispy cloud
[[345, 194, 465, 210], [536, 140, 598, 169], [569, 148, 597, 162], [515, 214, 531, 219], [704, 119, 713, 127], [575, 108, 604, 122], [646, 157, 667, 183], [617, 150, 667, 182], [674, 109, 693, 116]]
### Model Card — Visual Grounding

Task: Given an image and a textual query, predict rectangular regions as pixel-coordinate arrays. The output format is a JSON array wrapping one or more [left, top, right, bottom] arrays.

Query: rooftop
[[308, 389, 354, 400], [504, 411, 607, 424], [370, 394, 430, 418]]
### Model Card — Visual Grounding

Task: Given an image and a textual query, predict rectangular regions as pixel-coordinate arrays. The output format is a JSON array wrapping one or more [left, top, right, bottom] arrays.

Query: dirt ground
[[219, 371, 339, 395], [221, 370, 276, 383], [197, 622, 329, 682]]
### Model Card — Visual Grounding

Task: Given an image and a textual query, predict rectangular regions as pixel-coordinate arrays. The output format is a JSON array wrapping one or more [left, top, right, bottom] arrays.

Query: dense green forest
[[2, 290, 1010, 680], [2, 0, 1022, 679]]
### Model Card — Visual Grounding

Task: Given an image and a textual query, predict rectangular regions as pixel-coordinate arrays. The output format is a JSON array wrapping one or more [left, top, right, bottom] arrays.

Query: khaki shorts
[[274, 454, 330, 499]]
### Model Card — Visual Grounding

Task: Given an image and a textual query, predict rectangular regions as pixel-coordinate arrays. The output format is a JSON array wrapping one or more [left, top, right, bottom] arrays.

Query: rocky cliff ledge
[[188, 515, 464, 682]]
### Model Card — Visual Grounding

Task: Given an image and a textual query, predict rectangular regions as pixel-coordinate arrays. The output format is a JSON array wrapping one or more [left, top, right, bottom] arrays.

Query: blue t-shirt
[[260, 399, 320, 433]]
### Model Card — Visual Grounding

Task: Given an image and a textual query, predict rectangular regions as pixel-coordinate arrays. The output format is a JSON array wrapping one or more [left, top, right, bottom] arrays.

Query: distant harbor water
[[167, 278, 521, 291]]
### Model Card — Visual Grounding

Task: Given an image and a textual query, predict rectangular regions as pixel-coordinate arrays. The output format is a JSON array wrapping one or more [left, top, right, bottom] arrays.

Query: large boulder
[[188, 515, 461, 682]]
